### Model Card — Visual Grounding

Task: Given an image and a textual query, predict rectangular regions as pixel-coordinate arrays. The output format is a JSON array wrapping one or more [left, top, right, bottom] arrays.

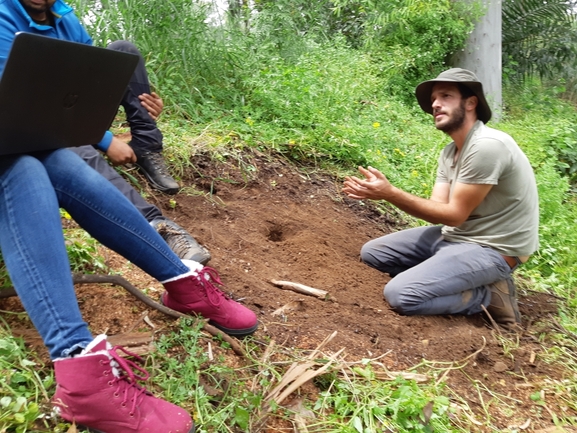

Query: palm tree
[[502, 0, 577, 79]]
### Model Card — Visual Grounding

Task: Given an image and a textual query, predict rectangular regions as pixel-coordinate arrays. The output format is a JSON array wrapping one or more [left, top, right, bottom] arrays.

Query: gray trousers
[[361, 226, 513, 316], [70, 145, 162, 222]]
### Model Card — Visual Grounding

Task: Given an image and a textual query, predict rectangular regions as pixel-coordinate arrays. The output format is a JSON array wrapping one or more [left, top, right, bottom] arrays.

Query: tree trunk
[[453, 0, 502, 122]]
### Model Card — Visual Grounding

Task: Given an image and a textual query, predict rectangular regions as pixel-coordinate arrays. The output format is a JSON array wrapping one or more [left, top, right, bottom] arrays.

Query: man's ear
[[466, 96, 478, 112]]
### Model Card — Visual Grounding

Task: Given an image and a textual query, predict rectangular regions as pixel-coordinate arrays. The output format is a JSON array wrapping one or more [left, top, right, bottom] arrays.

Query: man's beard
[[436, 100, 466, 134]]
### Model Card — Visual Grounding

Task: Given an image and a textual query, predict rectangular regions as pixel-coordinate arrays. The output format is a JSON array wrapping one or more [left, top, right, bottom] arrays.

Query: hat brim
[[415, 78, 492, 124]]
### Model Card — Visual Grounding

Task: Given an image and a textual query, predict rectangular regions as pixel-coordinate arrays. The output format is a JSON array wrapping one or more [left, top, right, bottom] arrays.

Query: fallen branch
[[0, 273, 246, 357], [72, 273, 246, 357], [270, 279, 329, 300]]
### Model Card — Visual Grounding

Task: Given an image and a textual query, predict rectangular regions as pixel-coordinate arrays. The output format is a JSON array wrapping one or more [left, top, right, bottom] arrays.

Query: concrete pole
[[453, 0, 502, 122]]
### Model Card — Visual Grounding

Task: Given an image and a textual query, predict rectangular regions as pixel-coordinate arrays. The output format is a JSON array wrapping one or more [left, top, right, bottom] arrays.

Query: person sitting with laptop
[[0, 147, 258, 432], [0, 0, 212, 263], [0, 1, 259, 432], [2, 0, 180, 195]]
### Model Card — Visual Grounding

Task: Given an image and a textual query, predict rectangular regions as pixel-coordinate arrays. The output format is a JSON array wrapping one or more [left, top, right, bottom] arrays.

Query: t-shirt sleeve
[[457, 138, 508, 185], [436, 155, 449, 183]]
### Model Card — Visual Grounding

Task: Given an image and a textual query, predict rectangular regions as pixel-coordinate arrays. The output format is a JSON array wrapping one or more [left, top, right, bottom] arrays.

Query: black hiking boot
[[132, 146, 179, 194]]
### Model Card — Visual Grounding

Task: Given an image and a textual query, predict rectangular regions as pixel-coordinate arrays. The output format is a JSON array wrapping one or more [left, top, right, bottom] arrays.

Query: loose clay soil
[[1, 146, 575, 432]]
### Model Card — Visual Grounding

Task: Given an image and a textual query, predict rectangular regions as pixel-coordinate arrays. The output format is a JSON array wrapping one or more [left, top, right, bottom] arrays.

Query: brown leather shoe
[[486, 278, 521, 330], [151, 217, 211, 264]]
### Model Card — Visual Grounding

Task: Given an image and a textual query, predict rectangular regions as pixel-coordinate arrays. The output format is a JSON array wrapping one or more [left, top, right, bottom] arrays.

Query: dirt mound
[[0, 149, 571, 431]]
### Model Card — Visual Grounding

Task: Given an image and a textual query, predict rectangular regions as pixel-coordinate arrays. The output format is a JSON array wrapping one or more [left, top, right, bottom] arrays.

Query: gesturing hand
[[342, 166, 394, 200]]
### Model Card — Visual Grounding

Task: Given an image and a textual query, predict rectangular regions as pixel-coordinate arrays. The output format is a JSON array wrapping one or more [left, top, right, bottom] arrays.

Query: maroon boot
[[52, 335, 194, 433], [162, 264, 258, 337]]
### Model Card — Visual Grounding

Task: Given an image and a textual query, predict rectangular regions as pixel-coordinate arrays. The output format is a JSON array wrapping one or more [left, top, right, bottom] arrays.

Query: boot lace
[[198, 266, 228, 307], [141, 151, 171, 175], [156, 221, 199, 258], [104, 346, 151, 417]]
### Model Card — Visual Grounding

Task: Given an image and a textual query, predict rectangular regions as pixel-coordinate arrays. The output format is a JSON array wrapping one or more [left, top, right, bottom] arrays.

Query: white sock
[[53, 334, 110, 362], [161, 259, 204, 284]]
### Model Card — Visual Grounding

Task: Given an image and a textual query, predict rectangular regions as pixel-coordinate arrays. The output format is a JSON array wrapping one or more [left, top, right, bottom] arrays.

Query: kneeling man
[[343, 68, 539, 330]]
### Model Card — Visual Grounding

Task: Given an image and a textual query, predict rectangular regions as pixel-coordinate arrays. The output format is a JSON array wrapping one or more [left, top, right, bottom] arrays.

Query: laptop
[[0, 32, 139, 155]]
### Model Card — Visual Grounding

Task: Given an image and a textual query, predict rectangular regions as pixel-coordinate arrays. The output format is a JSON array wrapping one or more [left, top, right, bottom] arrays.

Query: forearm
[[384, 186, 462, 226]]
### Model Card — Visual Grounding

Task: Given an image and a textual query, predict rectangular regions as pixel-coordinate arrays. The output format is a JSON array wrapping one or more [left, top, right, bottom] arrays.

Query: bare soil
[[1, 148, 575, 432]]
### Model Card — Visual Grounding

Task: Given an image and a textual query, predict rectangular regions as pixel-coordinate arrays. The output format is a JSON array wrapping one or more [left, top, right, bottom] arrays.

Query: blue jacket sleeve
[[95, 131, 113, 152]]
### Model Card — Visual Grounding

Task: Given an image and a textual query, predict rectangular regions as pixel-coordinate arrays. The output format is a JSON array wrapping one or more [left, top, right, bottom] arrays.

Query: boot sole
[[81, 424, 195, 433], [211, 320, 259, 337], [160, 294, 258, 337]]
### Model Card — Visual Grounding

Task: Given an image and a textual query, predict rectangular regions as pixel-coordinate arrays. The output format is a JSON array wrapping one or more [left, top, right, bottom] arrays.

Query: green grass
[[0, 322, 51, 433]]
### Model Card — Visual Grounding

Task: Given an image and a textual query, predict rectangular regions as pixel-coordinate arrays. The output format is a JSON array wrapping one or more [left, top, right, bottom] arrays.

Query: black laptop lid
[[0, 32, 139, 155]]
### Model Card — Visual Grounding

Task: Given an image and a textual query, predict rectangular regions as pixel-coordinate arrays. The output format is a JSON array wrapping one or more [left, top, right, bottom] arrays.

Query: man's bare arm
[[342, 166, 492, 226]]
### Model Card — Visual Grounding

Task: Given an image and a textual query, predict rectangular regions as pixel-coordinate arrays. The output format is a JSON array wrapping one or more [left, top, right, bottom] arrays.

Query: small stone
[[493, 361, 508, 373]]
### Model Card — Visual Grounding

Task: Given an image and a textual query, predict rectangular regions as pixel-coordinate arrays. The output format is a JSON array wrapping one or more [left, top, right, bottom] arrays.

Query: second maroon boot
[[161, 261, 258, 337], [52, 335, 194, 433]]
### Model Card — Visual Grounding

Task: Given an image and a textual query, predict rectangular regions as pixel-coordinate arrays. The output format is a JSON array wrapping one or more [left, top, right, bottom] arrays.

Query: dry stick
[[252, 331, 341, 432], [0, 274, 245, 357], [549, 315, 577, 343], [269, 279, 328, 299], [71, 273, 245, 357], [523, 287, 566, 301], [480, 304, 503, 337]]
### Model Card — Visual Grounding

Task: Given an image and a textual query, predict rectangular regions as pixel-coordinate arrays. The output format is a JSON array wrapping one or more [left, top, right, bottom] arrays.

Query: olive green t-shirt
[[436, 121, 539, 256]]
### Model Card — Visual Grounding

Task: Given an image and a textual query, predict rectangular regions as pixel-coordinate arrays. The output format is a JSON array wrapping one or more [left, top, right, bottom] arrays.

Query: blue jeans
[[361, 226, 513, 316], [0, 149, 188, 359]]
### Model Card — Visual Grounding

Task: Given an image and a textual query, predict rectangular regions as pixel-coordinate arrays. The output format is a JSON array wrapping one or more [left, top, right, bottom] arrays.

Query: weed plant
[[0, 321, 51, 432], [148, 319, 463, 433]]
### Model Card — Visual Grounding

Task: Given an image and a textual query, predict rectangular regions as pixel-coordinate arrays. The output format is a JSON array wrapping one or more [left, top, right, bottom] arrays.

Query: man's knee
[[360, 243, 375, 266], [383, 280, 404, 312], [360, 239, 385, 268], [383, 280, 420, 315], [360, 238, 400, 274], [107, 40, 140, 56]]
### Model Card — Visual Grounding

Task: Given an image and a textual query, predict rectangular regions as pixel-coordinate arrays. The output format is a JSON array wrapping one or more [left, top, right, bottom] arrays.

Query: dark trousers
[[70, 145, 163, 223], [107, 41, 163, 153]]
